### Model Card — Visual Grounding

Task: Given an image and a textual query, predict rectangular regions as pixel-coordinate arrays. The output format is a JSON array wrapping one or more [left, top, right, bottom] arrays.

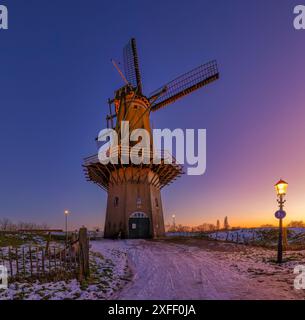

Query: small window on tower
[[114, 197, 119, 207], [155, 198, 159, 208], [136, 197, 142, 209]]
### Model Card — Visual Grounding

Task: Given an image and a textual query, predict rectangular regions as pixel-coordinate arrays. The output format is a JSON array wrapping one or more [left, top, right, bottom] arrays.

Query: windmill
[[83, 38, 219, 239]]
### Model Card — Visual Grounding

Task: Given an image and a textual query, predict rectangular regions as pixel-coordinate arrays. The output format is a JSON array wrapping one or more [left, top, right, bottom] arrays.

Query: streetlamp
[[64, 210, 70, 246], [172, 214, 176, 231], [274, 179, 288, 263]]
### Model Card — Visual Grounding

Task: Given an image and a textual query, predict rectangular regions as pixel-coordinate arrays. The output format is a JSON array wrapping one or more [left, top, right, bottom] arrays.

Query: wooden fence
[[0, 227, 89, 282]]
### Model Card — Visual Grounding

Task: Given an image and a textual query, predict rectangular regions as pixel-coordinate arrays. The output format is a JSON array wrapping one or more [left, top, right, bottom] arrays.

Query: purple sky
[[1, 0, 305, 229]]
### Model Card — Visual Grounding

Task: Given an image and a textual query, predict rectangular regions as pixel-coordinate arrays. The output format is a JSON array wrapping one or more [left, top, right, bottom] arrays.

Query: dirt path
[[92, 239, 302, 300]]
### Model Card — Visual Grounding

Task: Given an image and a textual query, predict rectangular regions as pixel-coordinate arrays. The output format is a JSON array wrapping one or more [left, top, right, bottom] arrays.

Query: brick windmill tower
[[83, 39, 219, 239]]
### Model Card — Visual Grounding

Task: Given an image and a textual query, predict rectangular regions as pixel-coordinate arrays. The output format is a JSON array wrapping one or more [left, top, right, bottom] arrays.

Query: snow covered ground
[[93, 239, 305, 300], [167, 228, 305, 247], [206, 228, 305, 247], [1, 238, 305, 300], [0, 241, 130, 300]]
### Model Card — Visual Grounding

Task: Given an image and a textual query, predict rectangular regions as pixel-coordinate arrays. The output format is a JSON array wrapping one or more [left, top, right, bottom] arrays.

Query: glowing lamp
[[275, 179, 288, 196]]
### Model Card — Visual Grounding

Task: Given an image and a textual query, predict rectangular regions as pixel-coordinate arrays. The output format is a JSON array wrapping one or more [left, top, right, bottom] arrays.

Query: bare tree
[[0, 217, 11, 231], [224, 216, 230, 230], [287, 221, 305, 228], [208, 224, 216, 231], [41, 223, 49, 230], [176, 224, 191, 232], [0, 219, 50, 232], [216, 220, 220, 230]]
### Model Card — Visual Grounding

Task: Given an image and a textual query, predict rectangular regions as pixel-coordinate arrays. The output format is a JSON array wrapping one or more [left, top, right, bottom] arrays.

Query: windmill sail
[[149, 60, 219, 112], [123, 38, 143, 93]]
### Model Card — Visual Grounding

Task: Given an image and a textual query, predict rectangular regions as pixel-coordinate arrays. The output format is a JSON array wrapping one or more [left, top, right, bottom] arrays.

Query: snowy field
[[1, 237, 305, 300], [167, 228, 305, 247], [206, 228, 305, 247]]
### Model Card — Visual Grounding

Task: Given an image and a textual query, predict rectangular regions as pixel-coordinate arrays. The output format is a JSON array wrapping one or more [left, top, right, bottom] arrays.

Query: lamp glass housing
[[275, 180, 288, 196]]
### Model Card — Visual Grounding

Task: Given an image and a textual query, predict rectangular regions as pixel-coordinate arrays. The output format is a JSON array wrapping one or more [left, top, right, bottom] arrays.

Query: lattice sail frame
[[123, 38, 143, 93], [149, 60, 219, 112]]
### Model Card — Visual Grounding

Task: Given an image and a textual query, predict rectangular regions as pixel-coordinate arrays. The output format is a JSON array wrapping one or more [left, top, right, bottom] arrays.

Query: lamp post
[[274, 179, 288, 264], [64, 210, 70, 246], [172, 214, 176, 232]]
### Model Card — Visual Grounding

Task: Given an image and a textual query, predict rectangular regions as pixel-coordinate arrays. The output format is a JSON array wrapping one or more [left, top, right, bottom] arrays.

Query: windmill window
[[114, 197, 119, 207], [155, 198, 159, 208], [136, 197, 142, 209]]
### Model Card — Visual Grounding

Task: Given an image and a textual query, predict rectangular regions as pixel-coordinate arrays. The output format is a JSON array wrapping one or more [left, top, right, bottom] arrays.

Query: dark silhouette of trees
[[224, 216, 230, 230], [0, 218, 49, 231], [287, 220, 305, 228], [216, 220, 220, 230]]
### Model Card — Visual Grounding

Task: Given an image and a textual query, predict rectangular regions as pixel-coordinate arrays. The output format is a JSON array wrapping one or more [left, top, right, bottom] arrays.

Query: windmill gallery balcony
[[83, 145, 184, 192]]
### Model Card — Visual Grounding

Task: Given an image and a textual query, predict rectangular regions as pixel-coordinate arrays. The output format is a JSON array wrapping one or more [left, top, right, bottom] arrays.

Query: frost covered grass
[[0, 233, 46, 248]]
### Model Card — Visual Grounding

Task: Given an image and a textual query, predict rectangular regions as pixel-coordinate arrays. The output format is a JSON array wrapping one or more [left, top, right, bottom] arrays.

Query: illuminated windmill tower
[[83, 39, 219, 239]]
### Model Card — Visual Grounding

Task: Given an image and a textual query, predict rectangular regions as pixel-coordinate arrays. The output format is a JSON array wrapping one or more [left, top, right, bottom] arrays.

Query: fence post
[[42, 249, 45, 276], [36, 247, 39, 277], [62, 248, 65, 270], [45, 232, 51, 254], [69, 244, 72, 270], [53, 247, 57, 272], [78, 227, 90, 281], [59, 250, 62, 271], [8, 247, 13, 278], [29, 246, 33, 277], [48, 248, 51, 273], [22, 247, 26, 277], [15, 247, 19, 276]]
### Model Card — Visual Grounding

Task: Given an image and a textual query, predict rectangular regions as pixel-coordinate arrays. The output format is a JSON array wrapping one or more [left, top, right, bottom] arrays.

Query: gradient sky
[[1, 0, 305, 230]]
